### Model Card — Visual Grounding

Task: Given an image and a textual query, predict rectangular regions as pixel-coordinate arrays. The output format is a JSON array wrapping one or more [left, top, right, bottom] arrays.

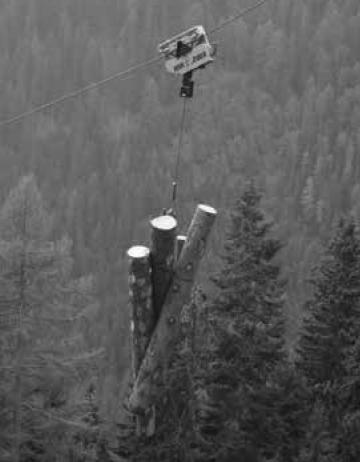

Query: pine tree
[[196, 182, 294, 461], [297, 217, 360, 385], [296, 217, 360, 461], [0, 175, 101, 462]]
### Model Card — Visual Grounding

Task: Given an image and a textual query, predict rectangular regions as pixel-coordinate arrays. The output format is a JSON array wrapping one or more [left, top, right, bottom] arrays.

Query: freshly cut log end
[[198, 204, 217, 216], [150, 215, 177, 231], [176, 235, 187, 260], [127, 245, 150, 259]]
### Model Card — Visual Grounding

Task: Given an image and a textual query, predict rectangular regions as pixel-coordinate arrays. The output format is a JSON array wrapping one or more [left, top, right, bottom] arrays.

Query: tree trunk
[[128, 204, 217, 414]]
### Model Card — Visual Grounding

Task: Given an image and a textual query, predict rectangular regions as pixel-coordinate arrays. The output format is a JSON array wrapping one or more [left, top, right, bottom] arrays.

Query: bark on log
[[126, 245, 156, 436], [150, 215, 177, 320], [128, 204, 217, 414]]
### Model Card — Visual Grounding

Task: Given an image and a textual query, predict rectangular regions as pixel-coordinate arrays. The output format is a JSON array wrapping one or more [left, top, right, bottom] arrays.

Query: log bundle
[[126, 204, 217, 430]]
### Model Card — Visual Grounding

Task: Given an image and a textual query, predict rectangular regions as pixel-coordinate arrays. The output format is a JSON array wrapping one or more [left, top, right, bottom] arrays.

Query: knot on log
[[167, 316, 176, 326]]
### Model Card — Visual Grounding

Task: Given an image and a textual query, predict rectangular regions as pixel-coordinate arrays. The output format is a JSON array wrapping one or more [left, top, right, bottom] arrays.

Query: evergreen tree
[[196, 182, 296, 461], [297, 217, 360, 384], [0, 175, 100, 462], [296, 217, 360, 461], [340, 336, 360, 460]]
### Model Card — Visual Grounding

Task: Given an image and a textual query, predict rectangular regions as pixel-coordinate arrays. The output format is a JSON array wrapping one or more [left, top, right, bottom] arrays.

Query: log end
[[176, 234, 187, 260], [198, 204, 217, 216], [150, 215, 177, 232], [127, 245, 150, 259], [176, 234, 187, 243]]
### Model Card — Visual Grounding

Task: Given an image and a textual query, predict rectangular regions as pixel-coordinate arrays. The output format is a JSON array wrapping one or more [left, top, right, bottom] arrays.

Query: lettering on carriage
[[174, 62, 185, 71], [192, 51, 206, 63]]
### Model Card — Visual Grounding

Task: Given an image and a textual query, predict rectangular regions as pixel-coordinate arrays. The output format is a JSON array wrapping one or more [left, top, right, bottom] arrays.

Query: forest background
[[1, 0, 360, 459]]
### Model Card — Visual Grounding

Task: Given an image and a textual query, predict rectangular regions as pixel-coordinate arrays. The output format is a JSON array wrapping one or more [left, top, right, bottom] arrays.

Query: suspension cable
[[0, 56, 161, 128], [209, 0, 271, 35]]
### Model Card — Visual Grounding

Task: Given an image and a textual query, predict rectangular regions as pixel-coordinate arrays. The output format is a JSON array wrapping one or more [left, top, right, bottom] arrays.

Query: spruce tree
[[296, 217, 360, 461], [297, 217, 360, 384], [196, 182, 292, 461], [340, 337, 360, 461]]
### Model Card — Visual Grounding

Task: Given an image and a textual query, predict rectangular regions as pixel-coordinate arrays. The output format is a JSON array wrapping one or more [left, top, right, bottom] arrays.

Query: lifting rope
[[170, 97, 188, 217], [163, 0, 272, 218]]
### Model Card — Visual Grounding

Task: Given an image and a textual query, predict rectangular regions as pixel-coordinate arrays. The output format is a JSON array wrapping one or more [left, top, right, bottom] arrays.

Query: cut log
[[128, 204, 217, 414], [144, 215, 177, 436], [176, 234, 187, 260], [150, 215, 177, 320], [126, 245, 156, 436]]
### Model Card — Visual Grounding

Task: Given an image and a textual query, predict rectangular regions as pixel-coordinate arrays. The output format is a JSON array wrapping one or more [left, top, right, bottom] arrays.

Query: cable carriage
[[158, 25, 215, 76], [158, 25, 215, 99]]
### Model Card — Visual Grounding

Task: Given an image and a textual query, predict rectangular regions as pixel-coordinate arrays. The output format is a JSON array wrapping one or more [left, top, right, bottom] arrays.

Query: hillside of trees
[[1, 0, 360, 460]]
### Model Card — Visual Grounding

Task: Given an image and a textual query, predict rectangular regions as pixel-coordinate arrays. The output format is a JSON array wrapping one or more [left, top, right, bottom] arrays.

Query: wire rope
[[0, 56, 162, 128], [209, 0, 271, 34]]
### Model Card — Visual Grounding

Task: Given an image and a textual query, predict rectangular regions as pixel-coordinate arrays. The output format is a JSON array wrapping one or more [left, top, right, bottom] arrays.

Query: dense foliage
[[296, 218, 360, 461], [193, 184, 306, 462], [1, 0, 360, 460], [0, 176, 101, 461]]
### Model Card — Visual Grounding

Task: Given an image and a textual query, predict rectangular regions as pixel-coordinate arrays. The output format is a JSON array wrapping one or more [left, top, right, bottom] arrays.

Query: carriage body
[[157, 25, 214, 75]]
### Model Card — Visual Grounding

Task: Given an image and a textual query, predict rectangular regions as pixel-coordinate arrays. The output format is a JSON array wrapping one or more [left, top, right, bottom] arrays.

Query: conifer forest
[[1, 0, 360, 460]]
